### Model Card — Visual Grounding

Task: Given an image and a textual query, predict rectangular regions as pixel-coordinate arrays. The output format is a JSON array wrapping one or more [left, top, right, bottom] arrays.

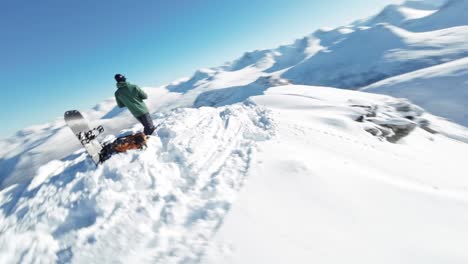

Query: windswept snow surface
[[204, 86, 468, 264]]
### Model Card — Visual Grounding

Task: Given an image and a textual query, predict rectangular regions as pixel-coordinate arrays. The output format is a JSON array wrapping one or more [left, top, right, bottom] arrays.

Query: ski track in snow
[[0, 103, 274, 264]]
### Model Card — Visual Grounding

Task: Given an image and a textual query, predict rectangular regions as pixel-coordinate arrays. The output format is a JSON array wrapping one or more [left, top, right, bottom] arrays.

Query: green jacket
[[115, 82, 149, 118]]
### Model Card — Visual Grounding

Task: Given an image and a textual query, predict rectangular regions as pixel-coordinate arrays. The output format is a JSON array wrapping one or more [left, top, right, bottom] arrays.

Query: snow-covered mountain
[[164, 0, 468, 122], [361, 57, 468, 127], [355, 3, 437, 27], [403, 0, 446, 10], [1, 0, 468, 263], [404, 0, 468, 32]]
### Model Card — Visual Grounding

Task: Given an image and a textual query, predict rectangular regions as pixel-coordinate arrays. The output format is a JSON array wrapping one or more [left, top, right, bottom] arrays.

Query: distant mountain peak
[[403, 0, 446, 9]]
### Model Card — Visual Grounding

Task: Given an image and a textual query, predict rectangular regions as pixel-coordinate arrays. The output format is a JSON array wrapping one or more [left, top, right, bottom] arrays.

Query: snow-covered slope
[[1, 84, 468, 263], [1, 0, 468, 263], [283, 24, 468, 88], [403, 0, 446, 10], [357, 4, 437, 27], [0, 102, 273, 263], [404, 0, 468, 32], [205, 86, 468, 264], [0, 88, 182, 189], [361, 57, 468, 127]]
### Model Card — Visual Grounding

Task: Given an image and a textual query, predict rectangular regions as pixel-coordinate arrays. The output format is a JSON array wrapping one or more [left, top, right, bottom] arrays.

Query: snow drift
[[0, 102, 274, 263]]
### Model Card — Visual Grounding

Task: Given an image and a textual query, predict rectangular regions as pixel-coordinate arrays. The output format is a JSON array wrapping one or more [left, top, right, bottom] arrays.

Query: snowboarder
[[114, 74, 156, 135]]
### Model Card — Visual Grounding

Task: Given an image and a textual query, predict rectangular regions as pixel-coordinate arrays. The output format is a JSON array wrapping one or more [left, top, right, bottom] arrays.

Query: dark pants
[[136, 112, 156, 135]]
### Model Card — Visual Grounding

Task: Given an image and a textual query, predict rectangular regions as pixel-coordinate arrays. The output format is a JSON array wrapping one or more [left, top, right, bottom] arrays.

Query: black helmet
[[114, 74, 126, 82]]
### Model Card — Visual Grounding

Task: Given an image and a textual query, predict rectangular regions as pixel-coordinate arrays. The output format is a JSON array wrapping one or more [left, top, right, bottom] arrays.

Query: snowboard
[[64, 110, 104, 165]]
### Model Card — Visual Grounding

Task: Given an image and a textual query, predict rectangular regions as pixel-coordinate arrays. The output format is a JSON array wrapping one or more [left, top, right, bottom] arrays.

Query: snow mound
[[0, 103, 273, 263], [0, 88, 183, 189]]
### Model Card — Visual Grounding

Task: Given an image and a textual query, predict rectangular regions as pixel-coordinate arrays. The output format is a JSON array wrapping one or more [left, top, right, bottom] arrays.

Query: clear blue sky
[[1, 0, 399, 139]]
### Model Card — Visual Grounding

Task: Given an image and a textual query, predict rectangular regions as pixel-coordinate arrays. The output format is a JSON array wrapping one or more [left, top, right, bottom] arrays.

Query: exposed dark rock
[[351, 99, 436, 143]]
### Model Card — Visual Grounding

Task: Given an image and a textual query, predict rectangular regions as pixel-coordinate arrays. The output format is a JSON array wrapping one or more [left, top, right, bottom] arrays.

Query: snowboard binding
[[77, 125, 104, 144]]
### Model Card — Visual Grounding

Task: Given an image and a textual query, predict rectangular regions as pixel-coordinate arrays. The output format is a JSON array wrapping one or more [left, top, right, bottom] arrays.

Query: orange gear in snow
[[112, 132, 148, 153]]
